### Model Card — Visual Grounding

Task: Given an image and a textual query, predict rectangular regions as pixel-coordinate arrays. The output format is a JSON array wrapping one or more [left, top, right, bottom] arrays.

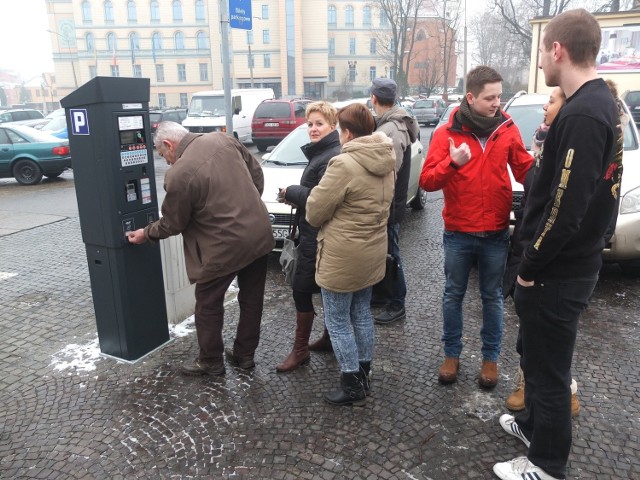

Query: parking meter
[[61, 77, 170, 362]]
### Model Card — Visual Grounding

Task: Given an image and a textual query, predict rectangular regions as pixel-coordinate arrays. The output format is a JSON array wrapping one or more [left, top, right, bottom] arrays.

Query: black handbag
[[279, 208, 299, 286], [372, 252, 399, 298]]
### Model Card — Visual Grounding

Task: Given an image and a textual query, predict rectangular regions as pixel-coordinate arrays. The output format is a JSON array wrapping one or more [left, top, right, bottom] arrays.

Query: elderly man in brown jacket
[[128, 121, 275, 376]]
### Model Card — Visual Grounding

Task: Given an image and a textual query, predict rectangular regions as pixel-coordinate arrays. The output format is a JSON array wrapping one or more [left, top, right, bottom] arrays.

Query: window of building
[[417, 29, 427, 41], [196, 31, 207, 50], [262, 29, 270, 44], [127, 1, 137, 22], [363, 6, 371, 27], [380, 9, 389, 27], [173, 0, 183, 21], [133, 64, 142, 77], [152, 32, 163, 51], [345, 6, 354, 27], [195, 0, 205, 21], [370, 66, 376, 81], [199, 63, 208, 81], [177, 64, 186, 81], [174, 31, 185, 50], [262, 5, 269, 19], [328, 5, 336, 27], [349, 66, 356, 82], [263, 53, 271, 68], [85, 33, 95, 52], [104, 1, 114, 22], [370, 38, 376, 54], [247, 30, 253, 45], [180, 93, 188, 107], [129, 32, 139, 50], [111, 65, 119, 77], [82, 1, 92, 23], [158, 93, 166, 108], [328, 66, 335, 82], [349, 38, 356, 55], [328, 37, 335, 55], [150, 0, 160, 21], [107, 32, 116, 52], [156, 64, 165, 81], [89, 65, 97, 78]]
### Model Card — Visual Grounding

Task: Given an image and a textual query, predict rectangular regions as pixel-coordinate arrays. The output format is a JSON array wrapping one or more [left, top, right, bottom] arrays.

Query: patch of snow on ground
[[50, 337, 101, 373]]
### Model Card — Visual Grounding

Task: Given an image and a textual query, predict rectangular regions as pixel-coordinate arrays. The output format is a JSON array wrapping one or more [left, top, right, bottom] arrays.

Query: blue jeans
[[321, 287, 375, 373], [514, 275, 597, 478], [442, 229, 509, 361]]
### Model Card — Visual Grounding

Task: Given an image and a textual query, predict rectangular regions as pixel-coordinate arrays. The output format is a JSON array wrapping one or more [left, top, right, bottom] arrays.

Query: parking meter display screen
[[118, 115, 148, 167]]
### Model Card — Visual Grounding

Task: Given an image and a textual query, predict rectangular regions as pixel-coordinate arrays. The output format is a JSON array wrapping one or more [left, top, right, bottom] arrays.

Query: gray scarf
[[455, 98, 502, 137]]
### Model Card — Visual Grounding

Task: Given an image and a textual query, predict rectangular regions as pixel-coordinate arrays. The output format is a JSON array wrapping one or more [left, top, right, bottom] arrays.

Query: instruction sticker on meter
[[118, 115, 144, 130], [140, 178, 152, 204]]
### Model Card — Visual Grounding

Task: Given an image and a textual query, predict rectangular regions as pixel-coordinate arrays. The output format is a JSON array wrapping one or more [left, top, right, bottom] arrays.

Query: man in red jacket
[[420, 66, 532, 388]]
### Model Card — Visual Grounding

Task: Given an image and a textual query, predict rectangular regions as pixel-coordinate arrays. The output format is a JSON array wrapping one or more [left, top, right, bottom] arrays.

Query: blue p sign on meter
[[70, 108, 90, 135], [229, 0, 252, 30]]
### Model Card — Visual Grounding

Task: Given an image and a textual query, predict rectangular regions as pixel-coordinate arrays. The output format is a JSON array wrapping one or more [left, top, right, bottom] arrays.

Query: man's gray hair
[[154, 121, 188, 148]]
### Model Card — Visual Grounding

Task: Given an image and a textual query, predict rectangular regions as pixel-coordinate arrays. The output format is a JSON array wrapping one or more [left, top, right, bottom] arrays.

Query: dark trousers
[[194, 254, 269, 362], [513, 275, 597, 478]]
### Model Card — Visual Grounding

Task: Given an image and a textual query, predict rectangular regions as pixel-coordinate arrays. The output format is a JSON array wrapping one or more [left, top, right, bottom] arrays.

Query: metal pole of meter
[[220, 0, 233, 136]]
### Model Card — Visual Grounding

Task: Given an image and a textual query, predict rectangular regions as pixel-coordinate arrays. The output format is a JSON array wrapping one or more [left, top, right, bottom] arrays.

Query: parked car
[[39, 116, 68, 139], [0, 124, 72, 185], [411, 97, 448, 126], [428, 102, 461, 145], [622, 90, 640, 127], [504, 91, 640, 272], [149, 108, 187, 141], [0, 108, 45, 127], [251, 98, 311, 152], [261, 123, 427, 249]]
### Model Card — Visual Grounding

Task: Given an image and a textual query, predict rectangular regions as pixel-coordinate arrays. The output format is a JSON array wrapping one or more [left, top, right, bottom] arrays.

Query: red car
[[251, 98, 311, 152]]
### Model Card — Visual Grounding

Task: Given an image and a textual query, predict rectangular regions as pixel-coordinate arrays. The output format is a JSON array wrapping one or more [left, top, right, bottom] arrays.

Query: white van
[[182, 88, 274, 143]]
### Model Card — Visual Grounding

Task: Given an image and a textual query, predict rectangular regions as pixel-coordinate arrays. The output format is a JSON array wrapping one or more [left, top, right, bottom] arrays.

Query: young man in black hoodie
[[493, 9, 623, 480]]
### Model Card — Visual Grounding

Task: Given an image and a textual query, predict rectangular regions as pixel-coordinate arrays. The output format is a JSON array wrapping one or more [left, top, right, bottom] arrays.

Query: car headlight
[[620, 185, 640, 215]]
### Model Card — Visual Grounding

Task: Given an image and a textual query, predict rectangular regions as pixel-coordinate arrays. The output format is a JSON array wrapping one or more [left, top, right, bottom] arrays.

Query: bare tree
[[430, 0, 462, 100], [416, 55, 444, 97], [369, 0, 425, 98]]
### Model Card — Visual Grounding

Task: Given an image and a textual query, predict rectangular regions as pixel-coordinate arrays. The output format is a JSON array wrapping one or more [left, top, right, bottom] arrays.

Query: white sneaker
[[499, 414, 530, 448], [493, 456, 562, 480]]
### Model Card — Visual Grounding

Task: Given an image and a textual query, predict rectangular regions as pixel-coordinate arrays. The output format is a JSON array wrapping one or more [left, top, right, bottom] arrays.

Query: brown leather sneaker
[[571, 393, 580, 417], [479, 360, 498, 388], [505, 367, 525, 411], [438, 357, 459, 384]]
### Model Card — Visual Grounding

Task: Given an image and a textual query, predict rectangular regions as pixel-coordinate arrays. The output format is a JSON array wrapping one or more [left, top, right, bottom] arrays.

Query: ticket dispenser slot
[[61, 76, 169, 362]]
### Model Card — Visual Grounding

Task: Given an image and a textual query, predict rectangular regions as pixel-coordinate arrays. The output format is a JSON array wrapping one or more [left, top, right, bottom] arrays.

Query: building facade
[[42, 0, 457, 107]]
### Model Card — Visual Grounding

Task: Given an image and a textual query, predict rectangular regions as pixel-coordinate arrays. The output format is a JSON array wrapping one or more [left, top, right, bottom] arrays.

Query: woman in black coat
[[276, 101, 341, 372]]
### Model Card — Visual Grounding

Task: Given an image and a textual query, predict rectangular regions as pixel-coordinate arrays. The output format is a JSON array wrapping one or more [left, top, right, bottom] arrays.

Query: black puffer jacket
[[284, 129, 341, 293]]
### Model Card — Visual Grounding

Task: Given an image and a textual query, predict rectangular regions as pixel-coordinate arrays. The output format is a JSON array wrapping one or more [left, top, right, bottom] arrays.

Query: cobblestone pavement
[[1, 193, 639, 479]]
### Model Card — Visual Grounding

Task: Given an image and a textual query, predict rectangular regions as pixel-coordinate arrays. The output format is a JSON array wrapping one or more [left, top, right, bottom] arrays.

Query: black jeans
[[194, 254, 269, 362], [513, 275, 598, 478]]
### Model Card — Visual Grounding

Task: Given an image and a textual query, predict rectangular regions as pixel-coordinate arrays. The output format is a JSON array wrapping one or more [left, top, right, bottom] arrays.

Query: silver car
[[412, 98, 448, 126], [504, 92, 640, 273], [261, 123, 427, 249]]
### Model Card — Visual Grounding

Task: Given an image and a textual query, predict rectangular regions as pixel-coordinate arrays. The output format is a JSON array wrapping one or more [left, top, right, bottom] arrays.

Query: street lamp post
[[248, 43, 254, 88], [47, 29, 78, 88]]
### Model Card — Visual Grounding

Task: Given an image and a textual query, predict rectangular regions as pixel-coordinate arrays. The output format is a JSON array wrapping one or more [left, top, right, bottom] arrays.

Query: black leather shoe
[[224, 348, 255, 369], [181, 359, 225, 376], [374, 306, 406, 325]]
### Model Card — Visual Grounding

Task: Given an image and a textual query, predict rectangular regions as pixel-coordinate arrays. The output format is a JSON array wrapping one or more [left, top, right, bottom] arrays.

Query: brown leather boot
[[438, 357, 459, 384], [479, 360, 498, 388], [276, 311, 314, 372], [505, 367, 525, 411], [308, 327, 332, 352]]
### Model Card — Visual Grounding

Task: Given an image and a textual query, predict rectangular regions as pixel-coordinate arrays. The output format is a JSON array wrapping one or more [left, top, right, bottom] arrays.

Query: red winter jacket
[[420, 108, 533, 232]]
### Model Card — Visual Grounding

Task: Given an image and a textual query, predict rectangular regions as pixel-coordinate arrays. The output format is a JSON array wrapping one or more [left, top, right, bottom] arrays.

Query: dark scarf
[[455, 97, 502, 137]]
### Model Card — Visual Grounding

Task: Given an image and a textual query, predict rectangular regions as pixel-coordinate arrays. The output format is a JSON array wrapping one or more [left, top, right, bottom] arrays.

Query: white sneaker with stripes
[[493, 456, 563, 480], [499, 413, 531, 448]]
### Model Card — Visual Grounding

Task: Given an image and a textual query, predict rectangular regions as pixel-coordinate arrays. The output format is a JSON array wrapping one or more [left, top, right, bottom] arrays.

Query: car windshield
[[41, 116, 66, 132], [254, 103, 290, 118], [188, 96, 225, 116], [414, 100, 435, 109], [507, 102, 639, 152], [504, 104, 545, 151], [149, 113, 162, 123], [262, 125, 310, 166]]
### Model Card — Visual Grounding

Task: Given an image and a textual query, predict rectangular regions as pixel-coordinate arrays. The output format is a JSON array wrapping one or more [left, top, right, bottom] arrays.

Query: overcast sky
[[0, 0, 489, 83]]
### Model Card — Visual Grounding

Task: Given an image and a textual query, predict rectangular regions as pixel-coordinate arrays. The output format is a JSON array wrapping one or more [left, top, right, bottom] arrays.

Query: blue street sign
[[229, 0, 252, 30], [70, 109, 90, 135]]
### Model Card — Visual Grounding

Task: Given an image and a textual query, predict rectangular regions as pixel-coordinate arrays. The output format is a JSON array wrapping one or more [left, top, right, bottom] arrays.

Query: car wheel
[[256, 143, 268, 152], [13, 159, 43, 185], [620, 260, 640, 276], [409, 187, 427, 210], [44, 171, 63, 179]]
